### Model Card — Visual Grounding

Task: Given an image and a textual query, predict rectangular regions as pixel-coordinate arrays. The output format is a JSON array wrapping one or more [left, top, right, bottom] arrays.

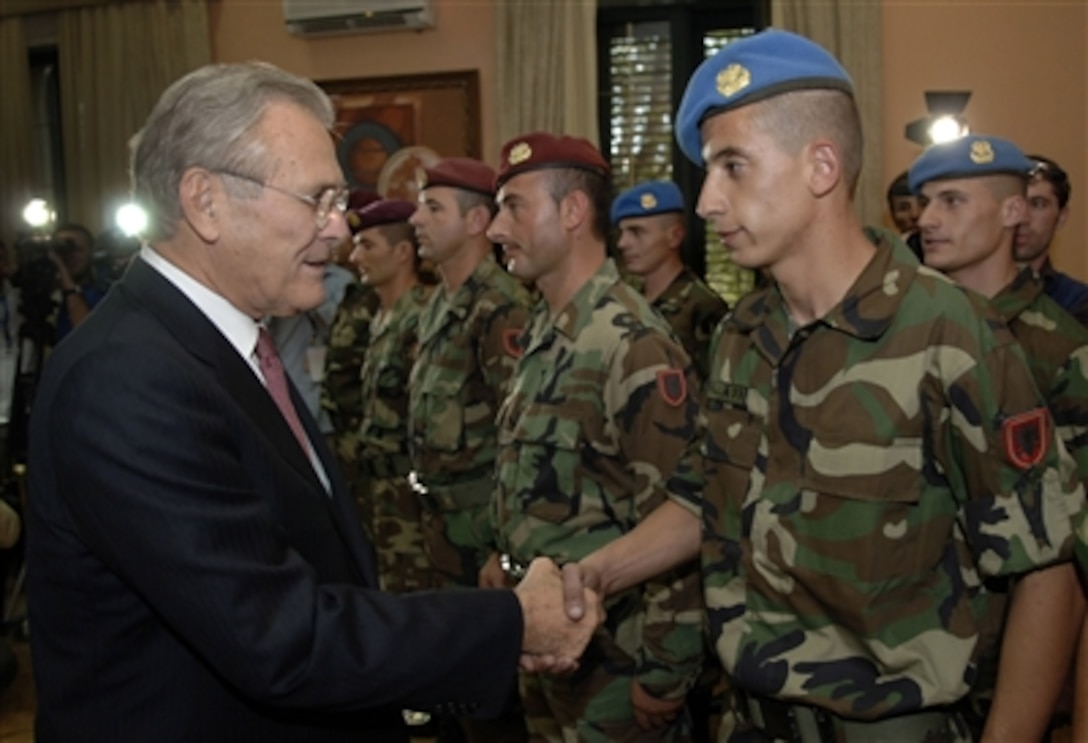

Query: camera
[[11, 233, 71, 332]]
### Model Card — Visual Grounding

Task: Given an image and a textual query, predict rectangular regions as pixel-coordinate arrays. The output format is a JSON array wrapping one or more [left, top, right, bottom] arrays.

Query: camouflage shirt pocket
[[794, 436, 930, 589], [418, 382, 466, 453], [799, 434, 924, 505], [501, 414, 590, 527], [704, 394, 763, 510]]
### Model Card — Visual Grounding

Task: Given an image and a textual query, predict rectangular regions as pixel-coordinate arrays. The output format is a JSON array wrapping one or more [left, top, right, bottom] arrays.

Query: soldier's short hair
[[750, 89, 864, 197], [544, 168, 611, 242]]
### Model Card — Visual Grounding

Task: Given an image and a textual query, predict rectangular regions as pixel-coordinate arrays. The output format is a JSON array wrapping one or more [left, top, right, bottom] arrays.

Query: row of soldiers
[[315, 28, 1088, 743], [316, 151, 727, 741]]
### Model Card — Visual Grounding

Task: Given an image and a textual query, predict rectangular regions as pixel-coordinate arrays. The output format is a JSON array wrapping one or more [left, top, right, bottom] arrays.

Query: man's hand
[[47, 249, 77, 292], [515, 557, 601, 674], [561, 560, 601, 621], [631, 680, 684, 730], [478, 551, 508, 588]]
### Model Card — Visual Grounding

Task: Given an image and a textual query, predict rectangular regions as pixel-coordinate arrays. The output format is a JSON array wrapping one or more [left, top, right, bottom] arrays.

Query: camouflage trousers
[[519, 630, 692, 743], [419, 503, 493, 588], [370, 476, 437, 593]]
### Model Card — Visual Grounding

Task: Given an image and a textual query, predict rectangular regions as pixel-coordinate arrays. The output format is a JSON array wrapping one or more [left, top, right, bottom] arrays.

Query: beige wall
[[210, 0, 1087, 279], [209, 0, 499, 162], [883, 0, 1088, 280]]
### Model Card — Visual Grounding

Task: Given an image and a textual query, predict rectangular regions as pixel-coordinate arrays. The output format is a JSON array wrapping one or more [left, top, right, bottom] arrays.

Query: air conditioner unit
[[283, 0, 434, 37]]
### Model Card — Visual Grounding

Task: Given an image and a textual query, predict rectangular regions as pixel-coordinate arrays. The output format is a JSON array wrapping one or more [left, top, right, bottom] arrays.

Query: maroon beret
[[495, 132, 609, 189], [348, 199, 416, 234], [418, 157, 496, 197]]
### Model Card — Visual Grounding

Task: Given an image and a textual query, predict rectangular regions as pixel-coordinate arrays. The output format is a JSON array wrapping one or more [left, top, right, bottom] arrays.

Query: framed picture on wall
[[318, 70, 481, 202]]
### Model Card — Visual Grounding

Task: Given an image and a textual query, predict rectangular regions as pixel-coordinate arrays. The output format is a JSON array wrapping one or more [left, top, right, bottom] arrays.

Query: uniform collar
[[990, 266, 1043, 322], [523, 258, 620, 355], [729, 228, 919, 364]]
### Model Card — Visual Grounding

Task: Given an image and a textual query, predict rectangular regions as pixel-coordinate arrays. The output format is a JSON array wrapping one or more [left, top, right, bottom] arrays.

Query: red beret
[[418, 157, 496, 197], [348, 199, 416, 235], [495, 132, 609, 189]]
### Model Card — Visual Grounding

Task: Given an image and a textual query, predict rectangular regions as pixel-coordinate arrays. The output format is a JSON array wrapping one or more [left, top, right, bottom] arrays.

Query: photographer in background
[[49, 223, 107, 341]]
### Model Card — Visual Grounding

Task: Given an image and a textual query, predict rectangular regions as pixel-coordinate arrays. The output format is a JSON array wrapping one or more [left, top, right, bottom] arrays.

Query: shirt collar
[[140, 245, 261, 364], [728, 228, 919, 363]]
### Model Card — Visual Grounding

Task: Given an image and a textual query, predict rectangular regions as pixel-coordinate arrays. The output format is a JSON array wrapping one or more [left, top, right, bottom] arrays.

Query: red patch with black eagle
[[657, 369, 687, 407], [502, 328, 524, 359], [1002, 408, 1051, 470]]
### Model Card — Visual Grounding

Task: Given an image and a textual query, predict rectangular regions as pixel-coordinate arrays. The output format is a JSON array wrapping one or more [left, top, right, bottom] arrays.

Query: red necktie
[[255, 327, 311, 455]]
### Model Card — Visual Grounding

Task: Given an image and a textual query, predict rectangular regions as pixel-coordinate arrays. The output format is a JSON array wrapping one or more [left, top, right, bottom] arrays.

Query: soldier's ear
[[464, 203, 491, 238], [1001, 194, 1027, 230], [559, 189, 590, 233], [806, 139, 841, 198]]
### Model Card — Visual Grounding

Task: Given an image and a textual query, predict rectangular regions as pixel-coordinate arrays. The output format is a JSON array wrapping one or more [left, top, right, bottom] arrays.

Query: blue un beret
[[675, 28, 854, 165], [907, 135, 1034, 194], [610, 181, 685, 225]]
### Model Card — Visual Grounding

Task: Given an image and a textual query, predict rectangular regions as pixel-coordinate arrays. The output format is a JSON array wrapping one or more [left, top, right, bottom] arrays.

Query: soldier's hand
[[561, 560, 602, 621], [515, 557, 602, 674], [630, 680, 684, 730], [478, 551, 508, 588]]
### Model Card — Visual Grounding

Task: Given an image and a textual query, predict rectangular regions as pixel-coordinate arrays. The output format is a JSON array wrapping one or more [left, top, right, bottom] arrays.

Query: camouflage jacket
[[408, 255, 531, 484], [992, 267, 1088, 480], [359, 284, 434, 459], [320, 281, 379, 464], [691, 231, 1083, 720], [652, 267, 729, 384], [492, 258, 704, 699]]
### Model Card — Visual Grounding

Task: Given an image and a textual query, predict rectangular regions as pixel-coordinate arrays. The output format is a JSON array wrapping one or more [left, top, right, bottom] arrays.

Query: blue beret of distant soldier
[[907, 135, 1034, 194], [674, 28, 854, 166], [610, 181, 685, 225]]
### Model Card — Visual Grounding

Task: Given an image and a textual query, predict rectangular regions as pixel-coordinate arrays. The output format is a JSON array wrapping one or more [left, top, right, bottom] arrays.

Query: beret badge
[[970, 140, 995, 165], [509, 142, 532, 166], [639, 193, 658, 210], [716, 64, 752, 98]]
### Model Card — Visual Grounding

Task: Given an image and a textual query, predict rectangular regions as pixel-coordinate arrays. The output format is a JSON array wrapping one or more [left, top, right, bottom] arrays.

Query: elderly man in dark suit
[[25, 62, 599, 743]]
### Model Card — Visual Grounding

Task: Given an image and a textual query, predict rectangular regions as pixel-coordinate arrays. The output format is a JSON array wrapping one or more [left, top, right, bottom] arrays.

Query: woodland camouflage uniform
[[407, 255, 530, 587], [358, 283, 436, 593], [493, 258, 704, 742], [320, 281, 379, 536], [688, 233, 1084, 741], [649, 267, 728, 384], [965, 266, 1088, 730]]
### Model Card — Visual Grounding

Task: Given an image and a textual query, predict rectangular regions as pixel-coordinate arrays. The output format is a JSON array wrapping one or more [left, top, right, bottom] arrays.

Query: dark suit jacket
[[27, 257, 522, 742]]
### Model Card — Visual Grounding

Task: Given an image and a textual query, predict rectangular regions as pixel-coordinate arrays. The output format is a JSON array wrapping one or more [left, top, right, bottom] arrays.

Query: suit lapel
[[121, 258, 377, 583]]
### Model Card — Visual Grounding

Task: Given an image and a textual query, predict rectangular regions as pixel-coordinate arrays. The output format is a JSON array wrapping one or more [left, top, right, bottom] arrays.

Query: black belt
[[736, 689, 956, 743]]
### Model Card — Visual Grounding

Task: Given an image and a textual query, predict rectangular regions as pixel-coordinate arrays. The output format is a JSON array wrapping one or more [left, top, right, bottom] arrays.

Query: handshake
[[513, 558, 602, 673]]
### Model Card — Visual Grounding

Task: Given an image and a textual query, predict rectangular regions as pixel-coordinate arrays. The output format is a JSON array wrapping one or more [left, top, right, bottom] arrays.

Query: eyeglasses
[[214, 170, 349, 231]]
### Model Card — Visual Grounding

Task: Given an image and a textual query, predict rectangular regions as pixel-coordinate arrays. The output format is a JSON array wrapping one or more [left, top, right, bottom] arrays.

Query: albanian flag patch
[[1002, 408, 1051, 470], [657, 369, 688, 407], [502, 328, 524, 359]]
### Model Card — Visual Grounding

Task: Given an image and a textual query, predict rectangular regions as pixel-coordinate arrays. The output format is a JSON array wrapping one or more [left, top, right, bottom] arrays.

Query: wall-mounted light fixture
[[905, 90, 972, 146]]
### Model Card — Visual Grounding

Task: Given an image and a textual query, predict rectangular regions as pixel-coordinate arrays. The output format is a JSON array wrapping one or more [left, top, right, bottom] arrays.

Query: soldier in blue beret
[[912, 136, 1088, 740], [611, 180, 727, 382], [557, 27, 1085, 743]]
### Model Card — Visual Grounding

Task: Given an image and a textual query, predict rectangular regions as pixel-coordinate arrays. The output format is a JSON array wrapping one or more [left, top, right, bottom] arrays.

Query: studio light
[[116, 202, 149, 237], [904, 90, 972, 146], [21, 197, 55, 230]]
